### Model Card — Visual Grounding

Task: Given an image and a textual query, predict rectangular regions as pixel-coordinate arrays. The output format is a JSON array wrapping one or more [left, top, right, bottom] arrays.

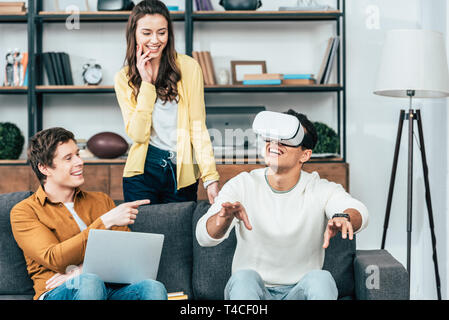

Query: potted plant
[[313, 121, 340, 155], [0, 122, 25, 160]]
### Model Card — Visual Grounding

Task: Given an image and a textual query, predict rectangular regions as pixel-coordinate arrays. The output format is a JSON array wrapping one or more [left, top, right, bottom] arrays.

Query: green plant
[[0, 122, 25, 160], [313, 121, 340, 154]]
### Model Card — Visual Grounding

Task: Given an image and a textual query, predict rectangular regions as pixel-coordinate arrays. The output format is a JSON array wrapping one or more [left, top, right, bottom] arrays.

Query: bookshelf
[[0, 0, 346, 166]]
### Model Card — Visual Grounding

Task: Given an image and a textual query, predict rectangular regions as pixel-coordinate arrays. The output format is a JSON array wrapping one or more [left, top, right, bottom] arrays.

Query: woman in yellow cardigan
[[114, 0, 219, 204]]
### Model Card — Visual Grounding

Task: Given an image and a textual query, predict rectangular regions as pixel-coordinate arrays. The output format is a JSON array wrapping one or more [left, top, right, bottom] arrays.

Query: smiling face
[[264, 141, 312, 173], [135, 14, 169, 63], [39, 140, 84, 191]]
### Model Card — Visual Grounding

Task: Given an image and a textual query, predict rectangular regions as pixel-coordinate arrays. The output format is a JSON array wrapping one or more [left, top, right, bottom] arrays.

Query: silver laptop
[[83, 229, 164, 284], [206, 106, 266, 158]]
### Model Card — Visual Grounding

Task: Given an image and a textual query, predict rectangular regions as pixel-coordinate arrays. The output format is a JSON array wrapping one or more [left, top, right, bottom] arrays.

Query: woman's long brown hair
[[124, 0, 181, 103]]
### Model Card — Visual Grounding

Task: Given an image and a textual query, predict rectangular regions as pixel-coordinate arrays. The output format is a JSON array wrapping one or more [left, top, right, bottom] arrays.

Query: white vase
[[217, 69, 230, 85]]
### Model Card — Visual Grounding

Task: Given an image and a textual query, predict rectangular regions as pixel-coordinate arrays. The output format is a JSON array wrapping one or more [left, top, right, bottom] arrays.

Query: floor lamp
[[374, 29, 449, 300]]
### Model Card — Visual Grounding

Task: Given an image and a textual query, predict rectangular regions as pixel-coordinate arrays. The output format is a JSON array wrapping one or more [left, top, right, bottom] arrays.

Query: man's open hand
[[216, 201, 252, 231], [323, 217, 353, 249]]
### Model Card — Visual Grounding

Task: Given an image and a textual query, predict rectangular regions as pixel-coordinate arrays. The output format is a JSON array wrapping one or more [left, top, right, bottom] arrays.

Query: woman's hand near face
[[136, 44, 154, 84]]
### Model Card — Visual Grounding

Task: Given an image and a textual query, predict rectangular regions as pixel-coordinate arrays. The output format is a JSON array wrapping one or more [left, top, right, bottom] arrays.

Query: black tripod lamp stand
[[374, 29, 449, 300]]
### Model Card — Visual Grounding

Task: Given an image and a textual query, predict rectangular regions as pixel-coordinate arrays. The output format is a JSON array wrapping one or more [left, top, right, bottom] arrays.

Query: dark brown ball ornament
[[87, 132, 128, 159]]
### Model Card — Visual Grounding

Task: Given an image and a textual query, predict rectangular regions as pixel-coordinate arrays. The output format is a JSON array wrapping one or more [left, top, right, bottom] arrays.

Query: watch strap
[[332, 213, 350, 222]]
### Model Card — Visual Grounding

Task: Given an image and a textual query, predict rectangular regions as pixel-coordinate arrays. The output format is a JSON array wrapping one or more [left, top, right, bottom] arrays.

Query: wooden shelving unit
[[0, 0, 348, 195]]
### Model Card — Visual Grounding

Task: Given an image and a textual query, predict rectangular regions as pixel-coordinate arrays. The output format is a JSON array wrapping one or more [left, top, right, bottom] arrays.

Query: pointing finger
[[128, 199, 150, 208]]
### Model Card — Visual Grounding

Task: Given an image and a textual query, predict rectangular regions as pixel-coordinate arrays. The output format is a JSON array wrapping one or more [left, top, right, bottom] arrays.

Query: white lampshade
[[374, 29, 449, 98]]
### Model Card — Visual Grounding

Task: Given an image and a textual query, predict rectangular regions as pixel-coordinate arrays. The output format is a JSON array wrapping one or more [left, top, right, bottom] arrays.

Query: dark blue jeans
[[123, 145, 198, 204], [43, 273, 167, 300]]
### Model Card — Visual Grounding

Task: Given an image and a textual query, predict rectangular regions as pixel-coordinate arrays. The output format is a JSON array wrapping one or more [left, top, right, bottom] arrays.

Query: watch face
[[84, 67, 102, 85]]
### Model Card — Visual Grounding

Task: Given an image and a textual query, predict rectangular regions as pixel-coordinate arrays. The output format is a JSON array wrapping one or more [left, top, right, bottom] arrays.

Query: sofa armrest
[[354, 249, 409, 300]]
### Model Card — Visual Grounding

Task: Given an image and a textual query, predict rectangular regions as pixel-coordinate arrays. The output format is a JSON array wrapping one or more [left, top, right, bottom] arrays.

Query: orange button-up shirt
[[10, 186, 129, 300]]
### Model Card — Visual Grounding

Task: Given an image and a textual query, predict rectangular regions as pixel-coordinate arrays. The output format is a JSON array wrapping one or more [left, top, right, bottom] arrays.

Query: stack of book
[[282, 74, 316, 85], [316, 37, 340, 84], [168, 291, 188, 300], [195, 0, 214, 11], [243, 73, 282, 85], [0, 1, 25, 14], [242, 74, 316, 85], [41, 52, 74, 85], [192, 51, 216, 85]]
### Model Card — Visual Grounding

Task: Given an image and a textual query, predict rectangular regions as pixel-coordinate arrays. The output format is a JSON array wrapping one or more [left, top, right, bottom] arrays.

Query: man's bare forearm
[[206, 213, 233, 239]]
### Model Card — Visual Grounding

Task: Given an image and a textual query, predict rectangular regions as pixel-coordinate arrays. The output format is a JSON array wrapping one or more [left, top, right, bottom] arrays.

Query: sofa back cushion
[[0, 191, 35, 296], [192, 201, 236, 300], [131, 201, 196, 298], [192, 201, 356, 299], [322, 232, 356, 298]]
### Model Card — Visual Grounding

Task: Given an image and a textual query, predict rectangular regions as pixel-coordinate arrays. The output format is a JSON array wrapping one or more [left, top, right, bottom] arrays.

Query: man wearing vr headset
[[196, 110, 369, 300]]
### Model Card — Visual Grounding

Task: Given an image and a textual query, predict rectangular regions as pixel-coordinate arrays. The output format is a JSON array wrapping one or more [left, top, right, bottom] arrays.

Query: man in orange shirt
[[10, 127, 167, 300]]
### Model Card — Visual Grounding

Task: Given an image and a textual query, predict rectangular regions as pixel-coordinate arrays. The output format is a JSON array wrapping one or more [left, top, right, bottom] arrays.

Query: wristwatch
[[332, 213, 350, 222]]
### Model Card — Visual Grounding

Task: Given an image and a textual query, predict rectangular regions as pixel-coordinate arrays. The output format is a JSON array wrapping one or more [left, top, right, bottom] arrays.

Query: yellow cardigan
[[114, 53, 219, 190]]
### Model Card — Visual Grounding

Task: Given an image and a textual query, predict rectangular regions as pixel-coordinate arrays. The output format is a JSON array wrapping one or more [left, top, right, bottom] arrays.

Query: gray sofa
[[0, 191, 409, 300]]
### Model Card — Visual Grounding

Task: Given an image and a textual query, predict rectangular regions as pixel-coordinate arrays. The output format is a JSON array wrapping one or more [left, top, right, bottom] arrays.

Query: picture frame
[[231, 61, 267, 85]]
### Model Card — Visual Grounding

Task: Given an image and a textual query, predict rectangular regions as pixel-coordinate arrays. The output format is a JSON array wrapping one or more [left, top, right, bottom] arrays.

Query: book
[[283, 74, 314, 80], [278, 5, 333, 11], [282, 79, 316, 85], [0, 2, 25, 6], [22, 66, 28, 86], [192, 51, 208, 85], [323, 37, 340, 84], [317, 37, 334, 84], [61, 52, 74, 85], [19, 52, 28, 86], [201, 0, 213, 11], [198, 51, 211, 85], [42, 53, 56, 85], [167, 291, 188, 300], [243, 79, 282, 85], [194, 0, 201, 11], [203, 51, 216, 85], [168, 294, 188, 300], [56, 53, 67, 84], [0, 1, 25, 13], [49, 52, 63, 85], [244, 73, 283, 80]]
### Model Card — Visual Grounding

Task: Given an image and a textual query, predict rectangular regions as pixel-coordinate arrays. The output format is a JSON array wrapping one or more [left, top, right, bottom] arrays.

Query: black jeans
[[123, 145, 198, 204]]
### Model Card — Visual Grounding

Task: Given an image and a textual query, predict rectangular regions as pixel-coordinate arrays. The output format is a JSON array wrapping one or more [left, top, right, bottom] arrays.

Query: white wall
[[0, 0, 448, 299], [346, 0, 448, 300]]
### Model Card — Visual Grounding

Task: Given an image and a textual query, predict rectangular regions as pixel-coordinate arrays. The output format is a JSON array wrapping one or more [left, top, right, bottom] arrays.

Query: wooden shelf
[[192, 10, 342, 21], [205, 84, 343, 92], [36, 85, 114, 93], [0, 159, 27, 165], [37, 11, 184, 22], [0, 12, 27, 23], [34, 84, 342, 94], [0, 86, 28, 94]]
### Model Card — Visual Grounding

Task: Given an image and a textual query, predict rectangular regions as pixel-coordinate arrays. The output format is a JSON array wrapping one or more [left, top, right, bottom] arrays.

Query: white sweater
[[195, 168, 369, 286]]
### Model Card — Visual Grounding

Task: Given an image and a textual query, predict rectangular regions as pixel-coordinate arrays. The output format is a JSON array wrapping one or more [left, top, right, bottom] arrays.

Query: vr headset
[[252, 111, 314, 149]]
